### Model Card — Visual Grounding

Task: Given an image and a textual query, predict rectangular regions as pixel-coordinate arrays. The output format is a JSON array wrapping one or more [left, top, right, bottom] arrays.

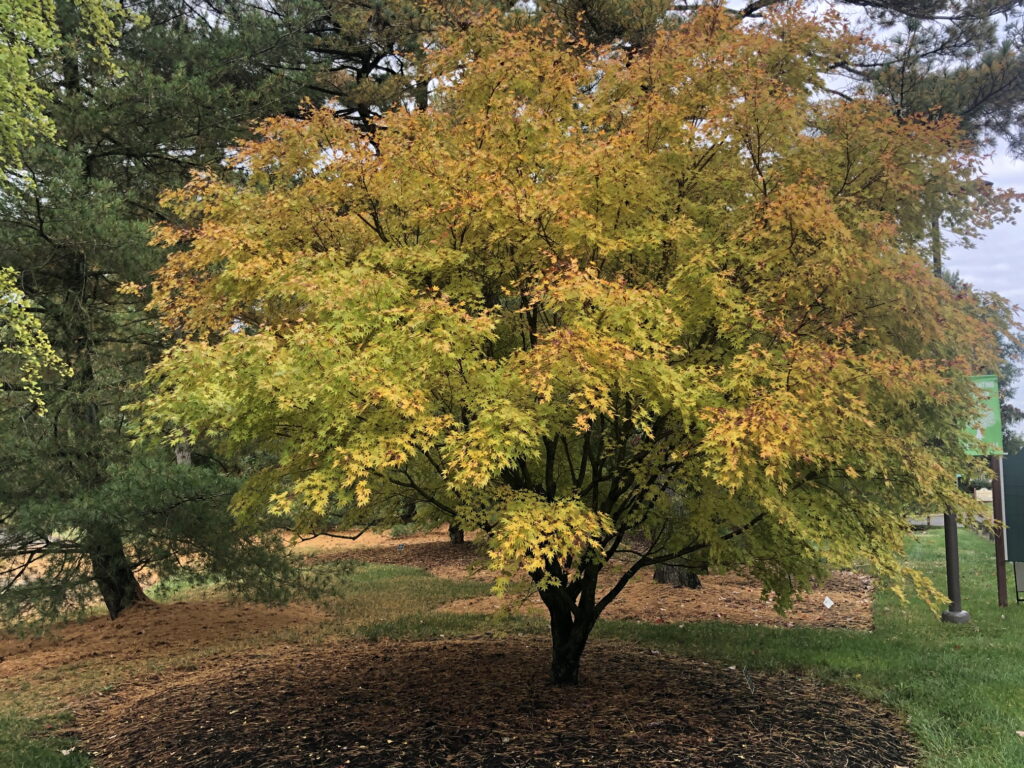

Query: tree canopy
[[0, 0, 122, 168], [139, 8, 1017, 682]]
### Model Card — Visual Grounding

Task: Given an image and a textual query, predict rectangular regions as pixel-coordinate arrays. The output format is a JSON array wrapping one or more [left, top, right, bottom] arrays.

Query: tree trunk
[[653, 563, 701, 588], [541, 585, 596, 685], [448, 521, 465, 544], [544, 602, 593, 684], [174, 441, 192, 465], [88, 533, 150, 619]]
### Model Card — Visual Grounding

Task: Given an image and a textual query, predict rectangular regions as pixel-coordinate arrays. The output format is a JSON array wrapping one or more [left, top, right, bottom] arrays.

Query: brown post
[[992, 455, 1009, 608]]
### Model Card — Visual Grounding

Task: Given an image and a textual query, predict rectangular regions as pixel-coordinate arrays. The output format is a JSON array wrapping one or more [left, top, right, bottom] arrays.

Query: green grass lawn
[[3, 530, 1022, 767], [0, 713, 88, 768]]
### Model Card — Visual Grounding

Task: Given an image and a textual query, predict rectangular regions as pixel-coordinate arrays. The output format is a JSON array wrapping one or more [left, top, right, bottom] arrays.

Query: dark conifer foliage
[[1, 0, 513, 623]]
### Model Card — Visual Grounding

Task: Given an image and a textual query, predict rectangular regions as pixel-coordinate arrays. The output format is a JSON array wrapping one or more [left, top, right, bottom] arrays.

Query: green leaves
[[0, 267, 71, 412], [0, 0, 124, 169]]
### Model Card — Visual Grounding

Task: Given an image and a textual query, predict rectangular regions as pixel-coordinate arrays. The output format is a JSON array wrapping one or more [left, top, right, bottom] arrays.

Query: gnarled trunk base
[[89, 536, 150, 619], [543, 586, 596, 686], [551, 631, 588, 685]]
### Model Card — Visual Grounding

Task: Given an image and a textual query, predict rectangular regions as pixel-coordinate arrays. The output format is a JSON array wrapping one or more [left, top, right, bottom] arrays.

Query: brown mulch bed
[[76, 637, 915, 768], [443, 570, 873, 631]]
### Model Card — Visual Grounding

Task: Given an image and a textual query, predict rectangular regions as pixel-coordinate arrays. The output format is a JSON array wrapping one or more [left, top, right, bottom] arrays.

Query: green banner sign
[[966, 374, 1003, 456]]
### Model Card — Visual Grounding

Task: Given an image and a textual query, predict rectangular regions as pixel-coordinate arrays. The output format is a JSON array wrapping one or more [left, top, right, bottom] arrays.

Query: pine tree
[[0, 0, 331, 622]]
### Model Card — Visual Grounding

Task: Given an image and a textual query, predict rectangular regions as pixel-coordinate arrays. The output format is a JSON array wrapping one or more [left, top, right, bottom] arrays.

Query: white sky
[[947, 154, 1024, 304], [946, 150, 1024, 412]]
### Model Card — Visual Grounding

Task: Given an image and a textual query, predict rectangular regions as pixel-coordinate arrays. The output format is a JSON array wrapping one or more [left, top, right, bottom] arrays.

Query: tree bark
[[547, 601, 595, 685], [174, 441, 192, 465], [87, 532, 150, 619], [653, 563, 702, 588], [540, 579, 597, 685], [448, 521, 465, 544]]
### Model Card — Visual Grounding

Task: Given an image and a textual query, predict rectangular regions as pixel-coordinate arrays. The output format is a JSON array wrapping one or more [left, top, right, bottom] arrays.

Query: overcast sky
[[947, 153, 1024, 304], [946, 150, 1024, 412]]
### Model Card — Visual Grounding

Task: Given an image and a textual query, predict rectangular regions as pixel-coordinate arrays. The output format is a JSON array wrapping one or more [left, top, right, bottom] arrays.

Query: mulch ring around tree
[[75, 637, 915, 768]]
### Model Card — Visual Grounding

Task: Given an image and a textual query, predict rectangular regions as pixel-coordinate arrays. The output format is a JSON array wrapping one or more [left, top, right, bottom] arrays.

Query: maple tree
[[141, 9, 1015, 683], [0, 267, 70, 412], [0, 0, 121, 168]]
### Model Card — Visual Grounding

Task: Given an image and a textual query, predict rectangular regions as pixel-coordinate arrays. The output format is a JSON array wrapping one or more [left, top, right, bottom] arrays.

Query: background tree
[[860, 10, 1024, 447], [140, 9, 1014, 683], [0, 0, 335, 622], [0, 0, 515, 623]]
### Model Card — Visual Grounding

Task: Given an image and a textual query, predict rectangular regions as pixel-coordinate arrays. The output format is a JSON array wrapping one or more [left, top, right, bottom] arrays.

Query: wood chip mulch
[[76, 637, 915, 768]]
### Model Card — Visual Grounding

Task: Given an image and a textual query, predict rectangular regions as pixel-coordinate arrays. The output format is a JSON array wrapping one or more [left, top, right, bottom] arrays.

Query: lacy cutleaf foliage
[[0, 267, 70, 411], [0, 0, 122, 167], [141, 9, 1014, 609]]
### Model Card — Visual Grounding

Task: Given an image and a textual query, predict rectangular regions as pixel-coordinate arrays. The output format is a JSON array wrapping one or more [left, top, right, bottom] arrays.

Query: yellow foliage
[[136, 8, 1014, 613]]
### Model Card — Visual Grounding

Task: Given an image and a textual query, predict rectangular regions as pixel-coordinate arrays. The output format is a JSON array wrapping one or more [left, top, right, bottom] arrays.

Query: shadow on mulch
[[76, 637, 916, 768]]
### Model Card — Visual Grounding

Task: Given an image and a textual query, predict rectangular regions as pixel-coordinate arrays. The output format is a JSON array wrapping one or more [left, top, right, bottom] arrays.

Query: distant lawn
[[3, 530, 1022, 767]]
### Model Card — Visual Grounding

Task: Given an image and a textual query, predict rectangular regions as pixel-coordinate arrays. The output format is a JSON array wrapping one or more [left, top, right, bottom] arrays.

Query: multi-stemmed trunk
[[545, 597, 596, 685], [537, 568, 601, 685]]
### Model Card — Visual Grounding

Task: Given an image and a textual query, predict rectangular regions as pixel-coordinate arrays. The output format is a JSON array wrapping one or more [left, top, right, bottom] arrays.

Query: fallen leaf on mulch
[[75, 637, 916, 768]]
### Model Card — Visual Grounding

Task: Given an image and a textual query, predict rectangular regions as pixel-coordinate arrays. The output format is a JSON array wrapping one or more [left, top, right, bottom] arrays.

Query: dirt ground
[[74, 636, 915, 768], [310, 530, 874, 631], [304, 530, 491, 582], [1, 530, 872, 692]]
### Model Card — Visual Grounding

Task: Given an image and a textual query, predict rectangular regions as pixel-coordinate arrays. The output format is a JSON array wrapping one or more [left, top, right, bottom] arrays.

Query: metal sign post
[[941, 510, 970, 623], [992, 455, 1009, 608], [944, 375, 1004, 623]]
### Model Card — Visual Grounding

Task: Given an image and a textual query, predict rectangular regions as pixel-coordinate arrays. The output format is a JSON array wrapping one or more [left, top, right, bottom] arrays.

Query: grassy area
[[3, 532, 1022, 767], [597, 530, 1024, 768], [0, 714, 87, 767]]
